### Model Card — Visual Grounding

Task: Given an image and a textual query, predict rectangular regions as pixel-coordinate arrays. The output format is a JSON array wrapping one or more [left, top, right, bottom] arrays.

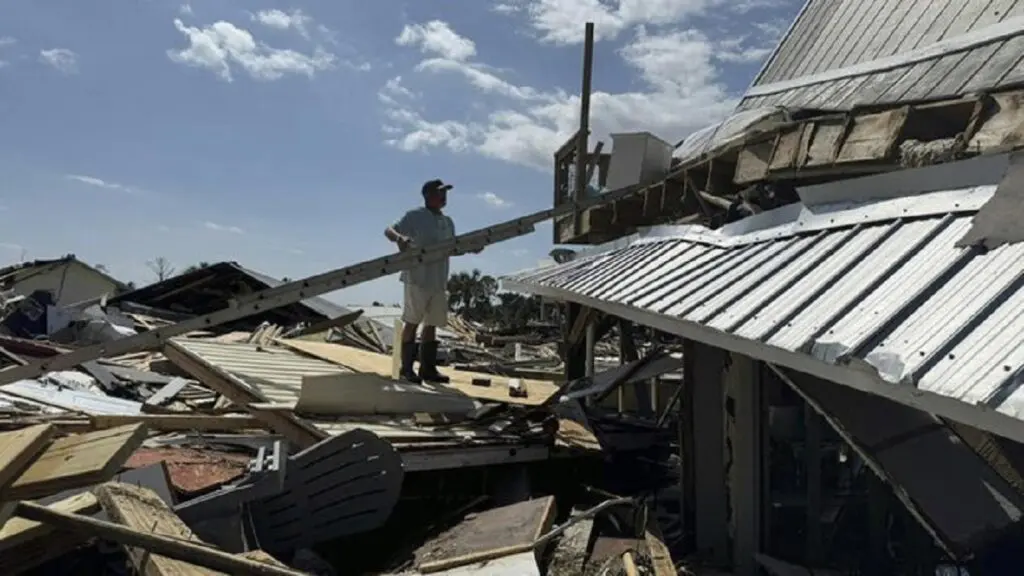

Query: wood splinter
[[15, 489, 305, 576]]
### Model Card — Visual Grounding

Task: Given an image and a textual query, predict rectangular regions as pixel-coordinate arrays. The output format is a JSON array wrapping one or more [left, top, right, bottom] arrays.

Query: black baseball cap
[[422, 179, 453, 196]]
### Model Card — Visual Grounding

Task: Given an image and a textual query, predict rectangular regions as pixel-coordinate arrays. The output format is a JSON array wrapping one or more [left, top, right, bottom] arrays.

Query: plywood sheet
[[276, 339, 559, 406], [6, 424, 149, 500], [0, 424, 55, 491], [415, 496, 556, 572]]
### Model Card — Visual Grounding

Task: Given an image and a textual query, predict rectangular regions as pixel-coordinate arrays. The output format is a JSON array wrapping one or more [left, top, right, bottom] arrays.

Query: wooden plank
[[276, 339, 559, 406], [96, 482, 218, 575], [163, 340, 326, 449], [145, 377, 189, 408], [0, 424, 55, 527], [0, 491, 99, 552], [5, 424, 149, 500], [90, 414, 266, 432], [0, 424, 55, 490], [17, 491, 307, 576], [415, 496, 557, 573]]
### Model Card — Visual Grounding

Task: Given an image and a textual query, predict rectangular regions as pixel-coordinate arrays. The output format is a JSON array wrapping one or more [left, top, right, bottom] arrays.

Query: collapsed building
[[504, 1, 1024, 574]]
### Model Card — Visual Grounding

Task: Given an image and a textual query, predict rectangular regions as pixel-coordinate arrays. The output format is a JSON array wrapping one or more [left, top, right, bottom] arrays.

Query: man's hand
[[397, 236, 413, 251]]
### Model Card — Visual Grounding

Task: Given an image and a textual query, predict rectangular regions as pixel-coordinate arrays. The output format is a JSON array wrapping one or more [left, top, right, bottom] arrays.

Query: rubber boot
[[418, 340, 450, 384], [399, 341, 421, 384]]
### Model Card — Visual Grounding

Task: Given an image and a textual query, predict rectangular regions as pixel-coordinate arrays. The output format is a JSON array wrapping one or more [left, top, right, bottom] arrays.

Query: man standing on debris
[[384, 179, 459, 384]]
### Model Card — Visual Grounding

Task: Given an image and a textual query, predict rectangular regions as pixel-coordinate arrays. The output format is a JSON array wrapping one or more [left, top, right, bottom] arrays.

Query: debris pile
[[0, 261, 686, 575]]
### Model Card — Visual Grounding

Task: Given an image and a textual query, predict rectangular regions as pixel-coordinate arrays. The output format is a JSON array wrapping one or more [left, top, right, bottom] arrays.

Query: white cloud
[[168, 18, 336, 82], [378, 75, 416, 106], [477, 191, 512, 208], [515, 0, 731, 45], [65, 174, 142, 194], [0, 242, 23, 252], [204, 221, 244, 234], [396, 20, 476, 61], [383, 22, 740, 171], [0, 36, 15, 66], [179, 3, 193, 15], [39, 48, 78, 73], [253, 9, 312, 38]]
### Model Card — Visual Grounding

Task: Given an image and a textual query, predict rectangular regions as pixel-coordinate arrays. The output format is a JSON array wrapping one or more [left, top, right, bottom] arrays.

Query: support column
[[725, 353, 762, 576], [563, 303, 586, 383], [804, 404, 823, 566], [687, 340, 728, 563]]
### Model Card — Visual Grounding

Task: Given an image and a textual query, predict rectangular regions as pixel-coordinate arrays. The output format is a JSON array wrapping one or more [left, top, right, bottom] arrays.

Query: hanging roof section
[[740, 3, 1024, 110], [505, 159, 1024, 444]]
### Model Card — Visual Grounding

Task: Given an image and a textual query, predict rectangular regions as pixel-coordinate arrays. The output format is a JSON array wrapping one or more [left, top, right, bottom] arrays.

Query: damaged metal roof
[[741, 4, 1024, 110], [504, 169, 1024, 442]]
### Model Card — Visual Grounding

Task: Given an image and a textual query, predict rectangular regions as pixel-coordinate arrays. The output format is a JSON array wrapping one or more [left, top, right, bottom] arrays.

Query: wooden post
[[805, 403, 823, 565], [572, 22, 595, 234]]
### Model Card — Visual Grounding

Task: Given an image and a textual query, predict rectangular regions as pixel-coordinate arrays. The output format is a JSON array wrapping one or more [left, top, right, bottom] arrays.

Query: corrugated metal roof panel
[[171, 338, 346, 408], [740, 4, 1024, 111], [756, 0, 1024, 85], [168, 339, 505, 442], [503, 182, 1024, 438]]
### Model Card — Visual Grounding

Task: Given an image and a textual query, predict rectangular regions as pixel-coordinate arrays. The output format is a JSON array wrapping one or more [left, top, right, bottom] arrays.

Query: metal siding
[[927, 41, 1004, 96], [901, 52, 971, 100], [962, 36, 1024, 91], [823, 0, 886, 71], [763, 0, 842, 84], [172, 338, 346, 407], [848, 67, 914, 105], [863, 242, 1024, 386], [628, 244, 735, 309], [703, 230, 852, 331], [794, 0, 868, 78], [810, 218, 972, 363], [877, 0, 934, 60], [802, 78, 853, 108], [503, 184, 1024, 432], [876, 59, 942, 103], [749, 0, 1024, 109], [997, 51, 1024, 85], [659, 238, 808, 316], [909, 0, 968, 49], [733, 224, 893, 341], [943, 0, 999, 39], [593, 241, 691, 300]]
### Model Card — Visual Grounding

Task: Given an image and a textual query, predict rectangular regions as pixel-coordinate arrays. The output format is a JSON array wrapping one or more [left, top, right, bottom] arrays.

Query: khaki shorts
[[401, 283, 448, 327]]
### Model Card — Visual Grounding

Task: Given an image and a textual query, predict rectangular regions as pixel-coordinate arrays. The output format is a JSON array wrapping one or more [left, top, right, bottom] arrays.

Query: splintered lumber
[[0, 491, 99, 552], [17, 488, 307, 576], [240, 550, 289, 567], [0, 491, 101, 573], [0, 424, 55, 526], [5, 424, 149, 500], [96, 482, 219, 575], [415, 496, 556, 573]]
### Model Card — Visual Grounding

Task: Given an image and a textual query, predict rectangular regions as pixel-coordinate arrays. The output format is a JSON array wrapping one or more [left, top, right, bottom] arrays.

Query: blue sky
[[0, 0, 798, 305]]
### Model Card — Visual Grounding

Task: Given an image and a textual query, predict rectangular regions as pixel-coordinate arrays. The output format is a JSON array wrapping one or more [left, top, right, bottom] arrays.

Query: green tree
[[447, 269, 498, 322]]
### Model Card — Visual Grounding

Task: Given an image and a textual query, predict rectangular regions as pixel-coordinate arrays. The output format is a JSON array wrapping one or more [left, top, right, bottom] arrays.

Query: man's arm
[[385, 212, 414, 250]]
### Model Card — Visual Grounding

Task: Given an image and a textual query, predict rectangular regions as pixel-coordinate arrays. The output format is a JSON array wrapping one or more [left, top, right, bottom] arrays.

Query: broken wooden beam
[[16, 493, 307, 576]]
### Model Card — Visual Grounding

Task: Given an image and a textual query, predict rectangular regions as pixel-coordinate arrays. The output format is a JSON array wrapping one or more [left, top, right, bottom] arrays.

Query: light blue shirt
[[393, 207, 456, 291]]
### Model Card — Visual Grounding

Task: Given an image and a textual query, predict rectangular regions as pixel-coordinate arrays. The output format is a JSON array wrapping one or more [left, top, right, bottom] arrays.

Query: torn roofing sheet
[[504, 176, 1024, 444]]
